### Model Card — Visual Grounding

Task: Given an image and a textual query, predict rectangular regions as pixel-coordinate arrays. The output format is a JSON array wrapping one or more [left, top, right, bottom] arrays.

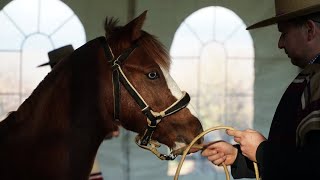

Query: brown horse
[[0, 11, 203, 180]]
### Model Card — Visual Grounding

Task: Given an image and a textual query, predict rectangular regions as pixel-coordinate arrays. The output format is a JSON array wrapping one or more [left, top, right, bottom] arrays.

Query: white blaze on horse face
[[159, 66, 199, 119]]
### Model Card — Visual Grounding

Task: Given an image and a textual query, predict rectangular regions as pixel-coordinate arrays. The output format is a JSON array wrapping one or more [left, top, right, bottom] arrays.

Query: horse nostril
[[198, 126, 204, 134]]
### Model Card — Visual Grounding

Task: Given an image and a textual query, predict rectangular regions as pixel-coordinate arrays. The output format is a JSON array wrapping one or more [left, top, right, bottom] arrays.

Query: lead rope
[[174, 126, 260, 180]]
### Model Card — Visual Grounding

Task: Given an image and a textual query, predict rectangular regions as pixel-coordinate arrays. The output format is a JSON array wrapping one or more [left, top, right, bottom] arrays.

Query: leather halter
[[99, 37, 191, 160]]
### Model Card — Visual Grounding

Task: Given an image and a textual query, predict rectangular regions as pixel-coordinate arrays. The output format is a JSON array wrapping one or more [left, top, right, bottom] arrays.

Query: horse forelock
[[104, 17, 120, 39], [104, 16, 171, 70], [139, 32, 171, 71]]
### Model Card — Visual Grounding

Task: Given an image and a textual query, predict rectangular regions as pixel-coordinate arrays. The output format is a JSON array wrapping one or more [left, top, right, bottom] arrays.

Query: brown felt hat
[[38, 45, 74, 68], [247, 0, 320, 30]]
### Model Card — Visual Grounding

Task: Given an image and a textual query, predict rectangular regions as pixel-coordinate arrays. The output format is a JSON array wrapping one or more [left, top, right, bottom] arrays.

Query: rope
[[174, 126, 260, 180]]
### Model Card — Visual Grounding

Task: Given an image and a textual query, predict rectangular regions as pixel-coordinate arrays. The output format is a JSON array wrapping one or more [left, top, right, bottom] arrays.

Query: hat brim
[[247, 4, 320, 30], [37, 62, 50, 67]]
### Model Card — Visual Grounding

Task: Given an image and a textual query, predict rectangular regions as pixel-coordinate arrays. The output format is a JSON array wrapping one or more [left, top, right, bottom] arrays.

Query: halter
[[99, 37, 191, 160]]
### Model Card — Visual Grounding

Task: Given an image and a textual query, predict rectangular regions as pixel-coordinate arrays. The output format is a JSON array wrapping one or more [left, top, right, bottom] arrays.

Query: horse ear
[[124, 10, 147, 41]]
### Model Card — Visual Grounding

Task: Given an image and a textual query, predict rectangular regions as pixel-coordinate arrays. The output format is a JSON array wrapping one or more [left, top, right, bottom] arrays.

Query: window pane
[[51, 16, 86, 49], [184, 7, 215, 44], [39, 0, 74, 34], [22, 34, 52, 93], [225, 28, 254, 58], [200, 42, 226, 96], [0, 12, 24, 50], [0, 52, 20, 93], [4, 0, 39, 35], [170, 23, 202, 57], [199, 95, 225, 128], [171, 58, 199, 95], [0, 0, 86, 113], [226, 96, 254, 130], [227, 58, 254, 94], [215, 6, 245, 43]]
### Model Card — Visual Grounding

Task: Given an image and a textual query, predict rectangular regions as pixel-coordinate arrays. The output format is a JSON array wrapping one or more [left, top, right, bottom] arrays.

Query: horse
[[0, 11, 203, 180]]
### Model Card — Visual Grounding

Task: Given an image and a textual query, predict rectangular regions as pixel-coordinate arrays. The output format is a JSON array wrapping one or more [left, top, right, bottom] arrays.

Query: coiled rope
[[174, 126, 260, 180]]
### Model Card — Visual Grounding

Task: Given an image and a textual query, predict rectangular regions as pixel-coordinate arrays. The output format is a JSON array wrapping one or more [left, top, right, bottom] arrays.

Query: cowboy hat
[[247, 0, 320, 30], [37, 45, 74, 68]]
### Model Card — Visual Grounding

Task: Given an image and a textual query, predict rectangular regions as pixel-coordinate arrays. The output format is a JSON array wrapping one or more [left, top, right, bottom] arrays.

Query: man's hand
[[227, 129, 266, 162], [201, 141, 238, 166]]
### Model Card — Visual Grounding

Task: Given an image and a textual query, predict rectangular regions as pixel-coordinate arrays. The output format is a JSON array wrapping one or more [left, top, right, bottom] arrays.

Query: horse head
[[102, 11, 204, 159]]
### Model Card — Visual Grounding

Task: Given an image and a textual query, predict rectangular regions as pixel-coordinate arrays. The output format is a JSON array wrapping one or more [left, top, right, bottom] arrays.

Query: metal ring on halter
[[134, 135, 177, 160]]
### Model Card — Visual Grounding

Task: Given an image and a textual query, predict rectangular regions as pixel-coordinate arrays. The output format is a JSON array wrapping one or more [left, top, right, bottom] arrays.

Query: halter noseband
[[99, 37, 191, 160]]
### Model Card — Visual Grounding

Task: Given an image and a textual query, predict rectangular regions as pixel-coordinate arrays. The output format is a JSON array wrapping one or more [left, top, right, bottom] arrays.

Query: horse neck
[[0, 60, 105, 179], [0, 44, 117, 179], [0, 64, 73, 146], [69, 44, 116, 133], [67, 47, 116, 178]]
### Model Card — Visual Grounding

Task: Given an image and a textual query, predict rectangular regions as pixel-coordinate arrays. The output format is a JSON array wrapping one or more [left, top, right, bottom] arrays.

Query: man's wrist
[[255, 140, 267, 164]]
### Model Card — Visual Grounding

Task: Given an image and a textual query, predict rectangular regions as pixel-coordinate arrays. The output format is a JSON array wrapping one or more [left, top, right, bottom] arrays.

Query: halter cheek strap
[[111, 46, 138, 122]]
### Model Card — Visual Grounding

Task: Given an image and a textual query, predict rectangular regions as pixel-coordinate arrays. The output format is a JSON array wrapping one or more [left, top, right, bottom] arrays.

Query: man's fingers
[[234, 137, 241, 143], [226, 129, 242, 137], [201, 149, 217, 156], [212, 156, 227, 166], [208, 152, 225, 162], [245, 129, 256, 133], [213, 158, 225, 166], [202, 140, 224, 150]]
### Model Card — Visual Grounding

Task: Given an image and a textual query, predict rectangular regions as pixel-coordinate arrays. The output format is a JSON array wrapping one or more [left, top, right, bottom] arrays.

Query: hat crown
[[275, 0, 320, 16], [48, 45, 74, 65], [247, 0, 320, 29], [38, 45, 74, 68]]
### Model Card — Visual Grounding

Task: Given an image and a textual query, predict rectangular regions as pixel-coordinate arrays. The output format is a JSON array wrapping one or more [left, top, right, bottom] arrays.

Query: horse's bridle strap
[[112, 68, 121, 121], [161, 91, 190, 117], [99, 37, 114, 61]]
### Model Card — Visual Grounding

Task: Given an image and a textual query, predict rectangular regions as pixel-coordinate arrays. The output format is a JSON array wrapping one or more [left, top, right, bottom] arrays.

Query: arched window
[[0, 0, 86, 119], [168, 6, 254, 177]]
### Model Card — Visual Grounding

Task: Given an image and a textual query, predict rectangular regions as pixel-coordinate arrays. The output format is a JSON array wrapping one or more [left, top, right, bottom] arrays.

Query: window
[[0, 0, 86, 120], [169, 6, 254, 177]]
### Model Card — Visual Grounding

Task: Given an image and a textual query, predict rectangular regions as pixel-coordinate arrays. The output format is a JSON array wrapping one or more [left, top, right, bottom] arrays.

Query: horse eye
[[147, 72, 159, 79]]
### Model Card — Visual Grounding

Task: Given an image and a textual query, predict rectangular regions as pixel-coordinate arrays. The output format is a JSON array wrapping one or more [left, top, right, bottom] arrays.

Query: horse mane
[[0, 112, 15, 138], [104, 17, 171, 70], [0, 66, 59, 136], [27, 59, 64, 101]]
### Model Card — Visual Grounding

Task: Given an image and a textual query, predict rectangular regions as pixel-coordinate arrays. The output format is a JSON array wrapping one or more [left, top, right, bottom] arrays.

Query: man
[[38, 45, 120, 180], [201, 1, 320, 179]]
